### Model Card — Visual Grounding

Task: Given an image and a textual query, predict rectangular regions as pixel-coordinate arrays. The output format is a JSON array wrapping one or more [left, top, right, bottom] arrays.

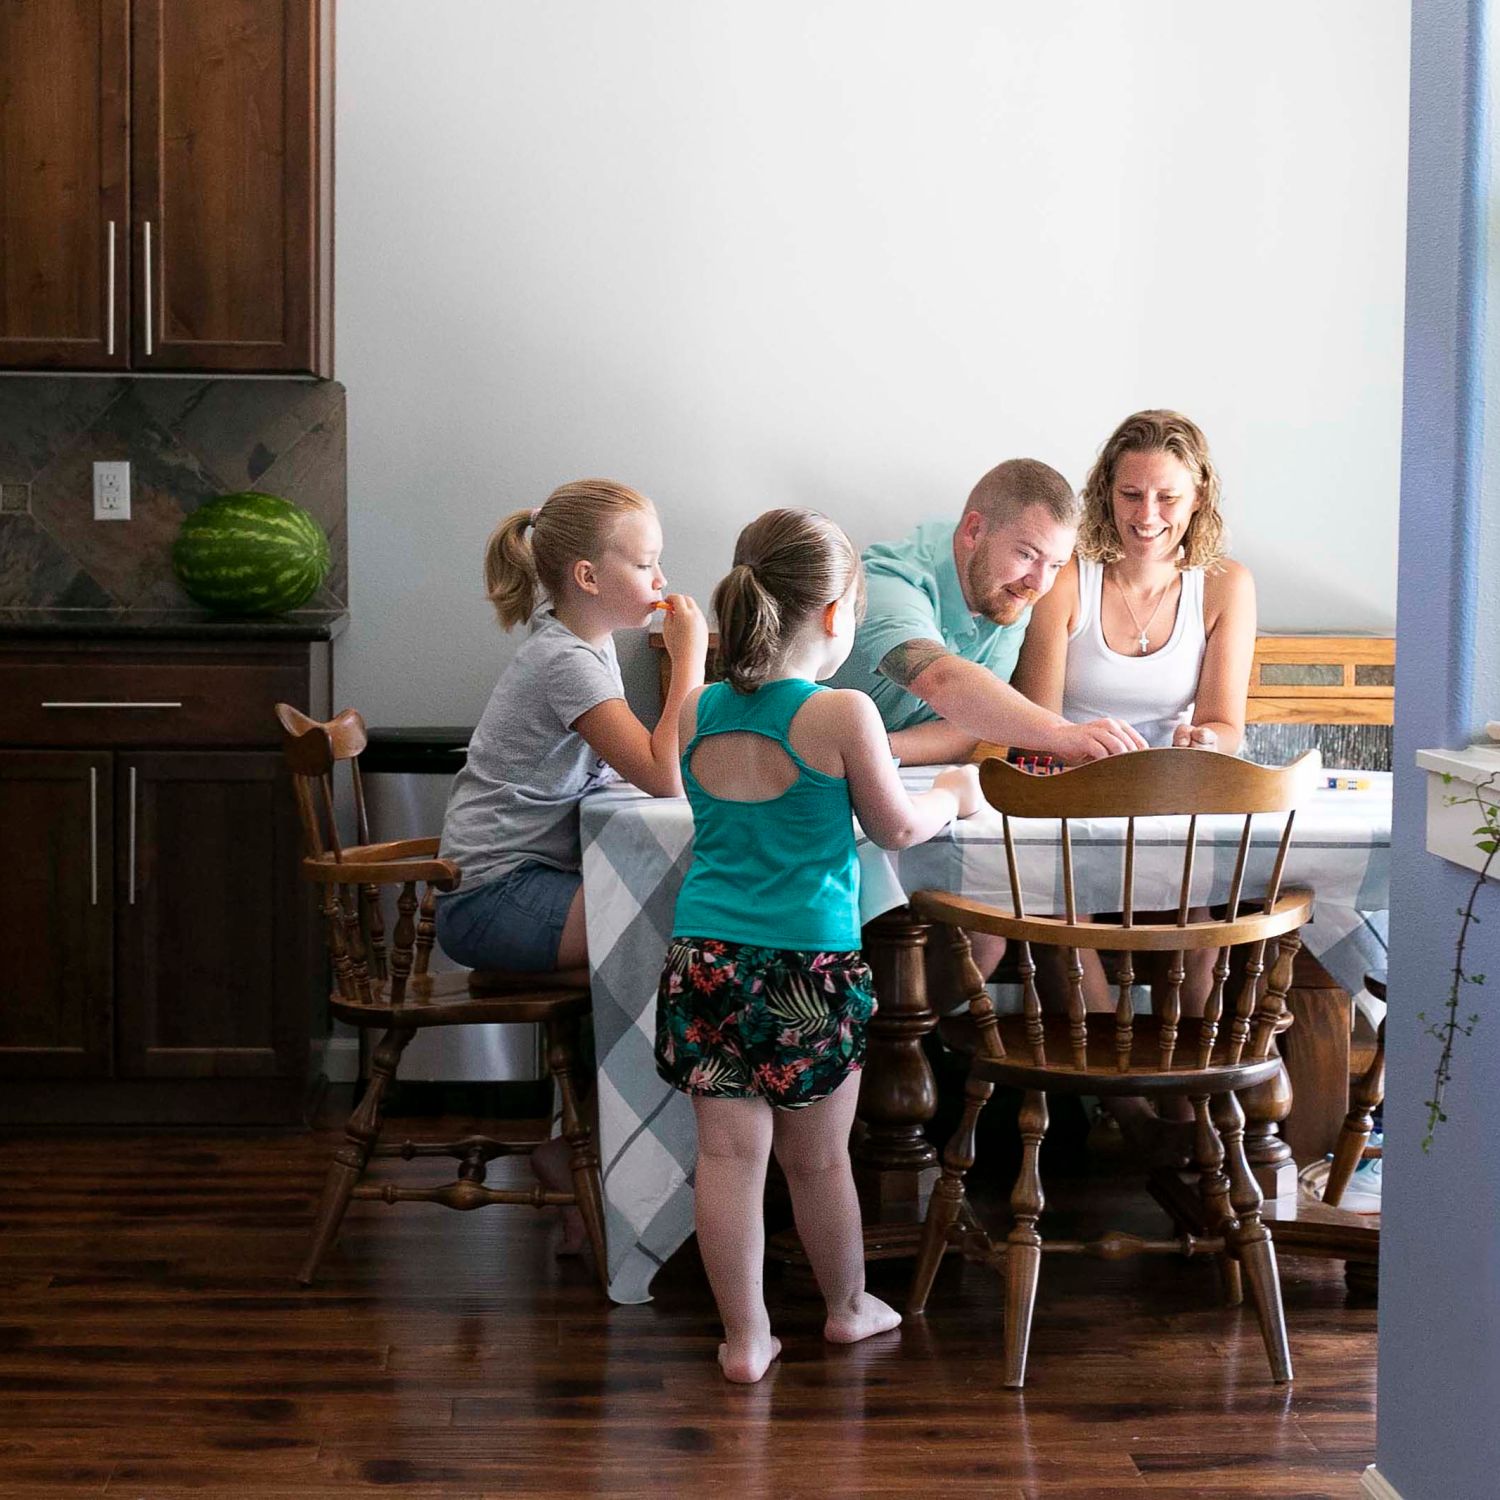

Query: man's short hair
[[964, 458, 1079, 530]]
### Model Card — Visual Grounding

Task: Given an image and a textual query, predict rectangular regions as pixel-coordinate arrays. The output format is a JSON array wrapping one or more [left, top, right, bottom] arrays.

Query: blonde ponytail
[[484, 510, 540, 629]]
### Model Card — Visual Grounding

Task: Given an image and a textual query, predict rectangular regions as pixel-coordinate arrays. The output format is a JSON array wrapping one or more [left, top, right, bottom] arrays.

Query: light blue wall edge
[[1379, 2, 1500, 1497]]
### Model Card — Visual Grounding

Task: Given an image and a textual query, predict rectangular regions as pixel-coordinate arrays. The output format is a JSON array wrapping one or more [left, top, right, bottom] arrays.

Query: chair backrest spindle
[[1059, 819, 1086, 1068], [1003, 813, 1047, 1066]]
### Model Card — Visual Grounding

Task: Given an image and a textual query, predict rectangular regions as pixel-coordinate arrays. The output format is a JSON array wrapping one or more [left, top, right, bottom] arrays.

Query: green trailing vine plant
[[1418, 768, 1500, 1150]]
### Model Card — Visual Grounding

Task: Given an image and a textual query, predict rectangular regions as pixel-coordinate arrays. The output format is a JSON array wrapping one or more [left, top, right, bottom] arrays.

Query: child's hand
[[661, 593, 708, 664], [933, 764, 983, 818]]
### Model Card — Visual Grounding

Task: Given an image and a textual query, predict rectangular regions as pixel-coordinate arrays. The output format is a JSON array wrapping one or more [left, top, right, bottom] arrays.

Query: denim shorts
[[435, 861, 581, 973]]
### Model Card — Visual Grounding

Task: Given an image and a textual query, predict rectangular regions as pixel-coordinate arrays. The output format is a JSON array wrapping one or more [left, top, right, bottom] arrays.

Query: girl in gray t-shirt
[[435, 478, 707, 1252], [437, 478, 707, 978]]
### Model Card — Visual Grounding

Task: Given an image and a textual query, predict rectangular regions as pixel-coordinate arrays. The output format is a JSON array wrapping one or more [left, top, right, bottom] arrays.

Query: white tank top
[[1062, 558, 1207, 748]]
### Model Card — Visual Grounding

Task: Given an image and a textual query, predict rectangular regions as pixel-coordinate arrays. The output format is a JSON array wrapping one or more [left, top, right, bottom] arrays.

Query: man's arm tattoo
[[877, 639, 950, 689]]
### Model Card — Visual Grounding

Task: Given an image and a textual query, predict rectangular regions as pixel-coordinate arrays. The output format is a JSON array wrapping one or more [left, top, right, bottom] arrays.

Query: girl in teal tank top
[[653, 508, 983, 1384]]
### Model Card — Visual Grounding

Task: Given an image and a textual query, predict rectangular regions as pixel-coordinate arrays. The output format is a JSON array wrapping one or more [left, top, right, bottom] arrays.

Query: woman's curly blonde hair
[[1078, 409, 1227, 570]]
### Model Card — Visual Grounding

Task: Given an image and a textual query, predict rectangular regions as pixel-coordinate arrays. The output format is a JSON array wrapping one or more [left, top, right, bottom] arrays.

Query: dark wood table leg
[[771, 905, 944, 1274], [1279, 946, 1355, 1167], [1240, 930, 1300, 1200], [850, 905, 940, 1216]]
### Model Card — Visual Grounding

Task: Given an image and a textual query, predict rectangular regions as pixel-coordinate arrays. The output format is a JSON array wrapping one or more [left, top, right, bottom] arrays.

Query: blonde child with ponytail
[[654, 508, 982, 1382], [438, 479, 707, 1244]]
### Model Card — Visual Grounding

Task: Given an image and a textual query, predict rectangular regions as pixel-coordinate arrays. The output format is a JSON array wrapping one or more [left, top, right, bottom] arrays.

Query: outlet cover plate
[[93, 460, 130, 521]]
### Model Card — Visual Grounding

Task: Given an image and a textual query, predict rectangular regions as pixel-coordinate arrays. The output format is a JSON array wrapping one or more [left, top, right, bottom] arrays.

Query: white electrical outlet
[[93, 460, 131, 520]]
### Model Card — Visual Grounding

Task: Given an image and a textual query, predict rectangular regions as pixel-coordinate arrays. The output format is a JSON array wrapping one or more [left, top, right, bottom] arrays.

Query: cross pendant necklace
[[1111, 572, 1173, 654]]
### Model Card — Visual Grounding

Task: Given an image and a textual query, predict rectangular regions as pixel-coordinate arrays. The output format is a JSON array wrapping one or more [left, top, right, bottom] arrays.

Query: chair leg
[[298, 1025, 412, 1286], [1324, 1017, 1385, 1207], [1003, 1089, 1049, 1389], [909, 1068, 995, 1314], [1214, 1090, 1293, 1384], [548, 1015, 609, 1296], [1191, 1093, 1242, 1306]]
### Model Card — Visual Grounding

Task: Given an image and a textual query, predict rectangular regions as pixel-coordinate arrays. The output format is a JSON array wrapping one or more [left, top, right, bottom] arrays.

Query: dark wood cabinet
[[0, 634, 332, 1122], [0, 0, 130, 370], [114, 751, 305, 1080], [0, 0, 333, 375], [0, 750, 113, 1074]]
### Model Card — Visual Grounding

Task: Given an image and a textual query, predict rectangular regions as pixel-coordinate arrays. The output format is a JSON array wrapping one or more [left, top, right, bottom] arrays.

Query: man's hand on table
[[1048, 717, 1149, 764]]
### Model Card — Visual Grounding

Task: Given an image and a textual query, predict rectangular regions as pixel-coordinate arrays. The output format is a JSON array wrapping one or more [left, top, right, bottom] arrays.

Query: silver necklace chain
[[1110, 570, 1174, 654]]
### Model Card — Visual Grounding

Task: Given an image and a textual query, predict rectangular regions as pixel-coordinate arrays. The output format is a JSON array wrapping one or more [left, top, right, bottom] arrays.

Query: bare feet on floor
[[529, 1135, 587, 1255], [824, 1293, 902, 1345], [718, 1334, 782, 1384]]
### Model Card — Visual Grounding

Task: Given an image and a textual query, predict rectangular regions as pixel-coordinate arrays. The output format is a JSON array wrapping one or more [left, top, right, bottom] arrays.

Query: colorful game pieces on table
[[1007, 749, 1064, 776], [1325, 775, 1371, 791]]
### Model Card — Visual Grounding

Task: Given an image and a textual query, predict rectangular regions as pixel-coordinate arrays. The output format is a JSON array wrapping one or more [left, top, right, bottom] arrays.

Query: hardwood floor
[[0, 1119, 1375, 1498]]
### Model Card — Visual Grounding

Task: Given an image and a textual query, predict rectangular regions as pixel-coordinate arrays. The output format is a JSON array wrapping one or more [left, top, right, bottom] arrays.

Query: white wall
[[336, 1, 1411, 728]]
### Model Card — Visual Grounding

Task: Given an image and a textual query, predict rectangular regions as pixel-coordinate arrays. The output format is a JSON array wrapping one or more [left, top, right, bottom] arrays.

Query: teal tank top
[[672, 678, 862, 952]]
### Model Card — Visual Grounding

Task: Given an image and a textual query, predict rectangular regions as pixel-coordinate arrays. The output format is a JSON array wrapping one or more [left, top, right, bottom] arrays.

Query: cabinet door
[[115, 751, 306, 1080], [131, 0, 331, 374], [0, 751, 113, 1076], [0, 0, 130, 369]]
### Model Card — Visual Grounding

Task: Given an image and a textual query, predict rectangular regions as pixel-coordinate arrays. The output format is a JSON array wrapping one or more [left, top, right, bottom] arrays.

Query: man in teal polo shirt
[[832, 458, 1145, 765]]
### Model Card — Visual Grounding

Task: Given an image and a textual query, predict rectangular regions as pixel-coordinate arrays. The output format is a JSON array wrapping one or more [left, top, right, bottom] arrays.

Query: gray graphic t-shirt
[[439, 608, 623, 891]]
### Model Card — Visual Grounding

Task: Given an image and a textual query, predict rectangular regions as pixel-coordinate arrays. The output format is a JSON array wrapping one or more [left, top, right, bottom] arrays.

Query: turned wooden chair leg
[[1191, 1093, 1242, 1306], [1003, 1089, 1049, 1389], [909, 1068, 995, 1314], [299, 1025, 412, 1286], [1214, 1089, 1292, 1384], [1324, 1016, 1385, 1207], [548, 1015, 609, 1295]]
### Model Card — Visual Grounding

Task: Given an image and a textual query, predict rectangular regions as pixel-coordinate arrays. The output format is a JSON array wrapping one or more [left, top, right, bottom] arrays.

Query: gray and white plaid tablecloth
[[580, 768, 1391, 1304]]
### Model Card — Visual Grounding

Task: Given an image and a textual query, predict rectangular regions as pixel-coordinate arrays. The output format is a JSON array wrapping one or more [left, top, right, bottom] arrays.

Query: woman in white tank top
[[1013, 409, 1256, 756], [1012, 411, 1258, 1160], [1062, 558, 1206, 747]]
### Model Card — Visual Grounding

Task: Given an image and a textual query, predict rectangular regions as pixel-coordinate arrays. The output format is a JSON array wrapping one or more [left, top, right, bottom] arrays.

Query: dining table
[[579, 766, 1391, 1305]]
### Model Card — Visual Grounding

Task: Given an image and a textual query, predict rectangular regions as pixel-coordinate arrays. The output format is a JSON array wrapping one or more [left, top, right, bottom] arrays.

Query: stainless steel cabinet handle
[[90, 766, 99, 907], [143, 220, 154, 356], [42, 701, 183, 710], [128, 765, 138, 906], [106, 221, 116, 357]]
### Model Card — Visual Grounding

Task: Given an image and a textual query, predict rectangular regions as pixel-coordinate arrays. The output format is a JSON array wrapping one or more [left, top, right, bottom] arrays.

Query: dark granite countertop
[[0, 608, 348, 641]]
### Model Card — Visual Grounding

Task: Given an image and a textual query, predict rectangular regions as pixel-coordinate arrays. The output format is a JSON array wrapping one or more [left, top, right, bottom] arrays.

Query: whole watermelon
[[173, 492, 330, 615]]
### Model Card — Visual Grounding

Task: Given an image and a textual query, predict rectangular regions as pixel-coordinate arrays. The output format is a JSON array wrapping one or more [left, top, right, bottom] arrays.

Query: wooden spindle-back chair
[[907, 747, 1319, 1387], [277, 704, 607, 1291]]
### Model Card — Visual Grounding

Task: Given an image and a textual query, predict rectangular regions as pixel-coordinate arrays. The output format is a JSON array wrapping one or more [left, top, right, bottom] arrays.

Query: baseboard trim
[[1362, 1465, 1403, 1500]]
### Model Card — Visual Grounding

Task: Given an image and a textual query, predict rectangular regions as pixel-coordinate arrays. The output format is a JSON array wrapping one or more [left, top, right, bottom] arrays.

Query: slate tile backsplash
[[0, 379, 346, 611]]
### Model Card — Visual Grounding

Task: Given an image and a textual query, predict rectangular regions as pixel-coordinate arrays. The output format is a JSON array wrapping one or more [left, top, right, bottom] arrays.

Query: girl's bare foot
[[718, 1334, 782, 1384], [529, 1135, 587, 1255], [824, 1293, 902, 1345]]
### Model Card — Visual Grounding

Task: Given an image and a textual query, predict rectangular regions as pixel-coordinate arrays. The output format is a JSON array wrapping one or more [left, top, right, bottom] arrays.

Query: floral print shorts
[[654, 937, 876, 1110]]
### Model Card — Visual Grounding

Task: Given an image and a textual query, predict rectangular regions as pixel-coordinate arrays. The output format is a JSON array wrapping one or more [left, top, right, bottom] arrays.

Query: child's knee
[[772, 1128, 850, 1181], [698, 1134, 769, 1170], [694, 1105, 772, 1168]]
